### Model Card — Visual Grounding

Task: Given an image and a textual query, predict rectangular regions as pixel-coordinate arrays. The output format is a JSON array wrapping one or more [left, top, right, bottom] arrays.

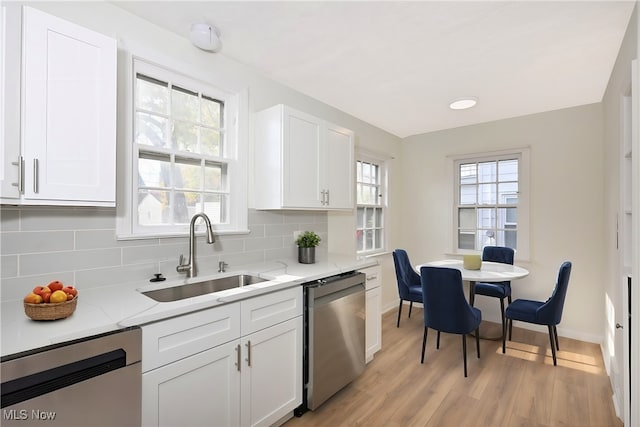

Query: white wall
[[602, 3, 638, 422], [401, 104, 605, 343]]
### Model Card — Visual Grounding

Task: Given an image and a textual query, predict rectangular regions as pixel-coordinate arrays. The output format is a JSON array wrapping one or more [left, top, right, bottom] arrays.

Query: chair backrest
[[420, 266, 479, 334], [537, 261, 572, 325], [482, 246, 515, 265], [392, 249, 421, 299]]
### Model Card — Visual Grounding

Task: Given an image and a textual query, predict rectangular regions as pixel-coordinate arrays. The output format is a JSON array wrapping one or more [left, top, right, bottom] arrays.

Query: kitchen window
[[118, 57, 247, 238], [356, 155, 387, 255], [452, 149, 530, 259]]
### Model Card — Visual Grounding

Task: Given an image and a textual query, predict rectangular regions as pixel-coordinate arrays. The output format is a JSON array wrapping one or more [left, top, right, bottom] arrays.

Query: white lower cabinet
[[361, 265, 382, 362], [142, 287, 303, 427], [241, 317, 302, 427], [142, 340, 241, 427]]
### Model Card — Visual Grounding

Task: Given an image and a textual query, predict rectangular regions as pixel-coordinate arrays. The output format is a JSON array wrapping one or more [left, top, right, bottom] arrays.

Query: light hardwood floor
[[285, 308, 622, 427]]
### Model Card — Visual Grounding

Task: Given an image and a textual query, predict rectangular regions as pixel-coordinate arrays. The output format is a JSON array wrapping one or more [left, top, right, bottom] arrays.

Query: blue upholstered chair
[[392, 249, 423, 327], [504, 261, 572, 365], [420, 266, 482, 377], [470, 246, 515, 346]]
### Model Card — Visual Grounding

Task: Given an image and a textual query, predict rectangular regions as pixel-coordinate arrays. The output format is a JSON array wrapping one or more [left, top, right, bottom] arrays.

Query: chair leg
[[408, 301, 413, 318], [502, 320, 507, 354], [553, 325, 560, 350], [475, 327, 480, 358], [436, 330, 441, 349], [500, 298, 506, 353], [462, 334, 468, 377], [469, 286, 475, 306], [508, 295, 513, 339], [548, 325, 557, 366], [421, 327, 428, 363], [396, 300, 403, 328]]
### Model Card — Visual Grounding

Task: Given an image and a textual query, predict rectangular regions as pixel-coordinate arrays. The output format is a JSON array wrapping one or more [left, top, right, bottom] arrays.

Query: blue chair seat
[[504, 299, 544, 324], [474, 282, 511, 299], [406, 285, 423, 300]]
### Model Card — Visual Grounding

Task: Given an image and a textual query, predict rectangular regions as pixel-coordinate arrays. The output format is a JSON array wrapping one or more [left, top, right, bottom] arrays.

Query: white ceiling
[[112, 1, 636, 138]]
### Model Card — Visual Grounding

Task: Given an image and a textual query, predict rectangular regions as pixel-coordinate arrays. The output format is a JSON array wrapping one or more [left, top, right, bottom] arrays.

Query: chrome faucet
[[177, 213, 215, 278]]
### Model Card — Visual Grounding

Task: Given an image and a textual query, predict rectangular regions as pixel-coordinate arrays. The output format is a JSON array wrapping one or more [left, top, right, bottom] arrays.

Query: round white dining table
[[415, 259, 529, 340], [417, 259, 529, 283]]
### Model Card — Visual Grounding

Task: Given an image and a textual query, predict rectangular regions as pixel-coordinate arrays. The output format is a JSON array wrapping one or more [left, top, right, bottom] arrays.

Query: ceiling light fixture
[[449, 97, 478, 110], [190, 23, 222, 52]]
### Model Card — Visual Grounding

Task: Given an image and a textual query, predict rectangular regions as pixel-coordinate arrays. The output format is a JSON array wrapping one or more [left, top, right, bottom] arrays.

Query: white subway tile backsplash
[[1, 231, 74, 254], [1, 255, 18, 278], [19, 207, 115, 231], [0, 207, 328, 297], [244, 236, 285, 251], [19, 249, 122, 276], [75, 229, 150, 250], [75, 263, 159, 290], [0, 208, 19, 231], [265, 223, 301, 237], [123, 243, 185, 265]]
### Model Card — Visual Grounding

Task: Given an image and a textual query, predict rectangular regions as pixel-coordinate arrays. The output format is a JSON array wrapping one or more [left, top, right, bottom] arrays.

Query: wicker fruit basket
[[24, 297, 77, 321]]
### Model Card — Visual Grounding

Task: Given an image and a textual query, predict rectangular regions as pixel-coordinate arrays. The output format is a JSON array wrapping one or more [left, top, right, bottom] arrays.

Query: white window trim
[[356, 150, 389, 256], [116, 45, 248, 240], [447, 147, 530, 261]]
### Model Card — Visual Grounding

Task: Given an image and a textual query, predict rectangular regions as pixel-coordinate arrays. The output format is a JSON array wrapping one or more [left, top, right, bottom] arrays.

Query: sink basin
[[142, 274, 267, 302]]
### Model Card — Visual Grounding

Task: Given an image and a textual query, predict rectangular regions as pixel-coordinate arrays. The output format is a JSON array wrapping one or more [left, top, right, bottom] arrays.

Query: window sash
[[454, 154, 521, 253], [356, 157, 387, 254], [125, 58, 244, 237]]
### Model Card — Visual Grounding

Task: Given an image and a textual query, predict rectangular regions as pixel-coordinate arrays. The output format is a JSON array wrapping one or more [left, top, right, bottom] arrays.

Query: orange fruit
[[49, 290, 68, 304], [24, 292, 43, 304]]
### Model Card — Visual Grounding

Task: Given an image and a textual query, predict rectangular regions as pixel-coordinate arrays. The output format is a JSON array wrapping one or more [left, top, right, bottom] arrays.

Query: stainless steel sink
[[142, 274, 267, 302]]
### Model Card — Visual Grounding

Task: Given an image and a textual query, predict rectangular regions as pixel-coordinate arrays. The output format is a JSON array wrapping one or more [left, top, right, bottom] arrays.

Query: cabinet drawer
[[142, 302, 240, 372], [360, 265, 382, 290], [241, 286, 302, 336]]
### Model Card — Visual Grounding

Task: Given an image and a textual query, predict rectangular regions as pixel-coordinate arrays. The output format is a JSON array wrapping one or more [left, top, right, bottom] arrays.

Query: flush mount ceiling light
[[449, 97, 478, 110], [190, 23, 222, 52]]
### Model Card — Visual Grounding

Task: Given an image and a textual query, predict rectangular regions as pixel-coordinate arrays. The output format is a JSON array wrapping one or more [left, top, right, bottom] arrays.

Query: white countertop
[[1, 254, 377, 358]]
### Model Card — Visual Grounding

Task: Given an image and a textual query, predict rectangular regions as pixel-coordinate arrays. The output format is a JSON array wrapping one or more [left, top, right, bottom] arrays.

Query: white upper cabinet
[[1, 6, 117, 206], [0, 4, 21, 200], [254, 104, 355, 210]]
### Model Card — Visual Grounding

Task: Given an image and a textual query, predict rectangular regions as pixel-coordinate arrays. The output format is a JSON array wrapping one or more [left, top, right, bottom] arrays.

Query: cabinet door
[[323, 122, 354, 209], [366, 287, 382, 362], [142, 340, 241, 427], [241, 316, 302, 427], [0, 4, 21, 200], [282, 107, 323, 208], [21, 7, 116, 205]]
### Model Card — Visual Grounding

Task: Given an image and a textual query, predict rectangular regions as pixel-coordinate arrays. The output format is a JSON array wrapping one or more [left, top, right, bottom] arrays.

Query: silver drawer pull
[[245, 341, 252, 367], [33, 158, 39, 193], [235, 344, 241, 371]]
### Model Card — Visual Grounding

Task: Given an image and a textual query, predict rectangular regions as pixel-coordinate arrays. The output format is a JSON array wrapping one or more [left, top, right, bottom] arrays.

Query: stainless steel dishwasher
[[297, 271, 366, 413], [1, 327, 141, 427]]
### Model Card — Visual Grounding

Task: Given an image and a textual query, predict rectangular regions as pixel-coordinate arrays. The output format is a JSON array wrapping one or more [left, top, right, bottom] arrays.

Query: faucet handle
[[179, 254, 185, 265], [177, 254, 189, 273]]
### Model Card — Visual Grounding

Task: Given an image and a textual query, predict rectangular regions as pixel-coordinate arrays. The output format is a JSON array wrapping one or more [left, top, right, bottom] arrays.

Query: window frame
[[117, 52, 248, 240], [356, 152, 388, 256], [449, 148, 530, 261]]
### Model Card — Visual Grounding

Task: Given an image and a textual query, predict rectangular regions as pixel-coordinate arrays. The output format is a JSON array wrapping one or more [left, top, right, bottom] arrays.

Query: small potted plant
[[295, 231, 321, 264]]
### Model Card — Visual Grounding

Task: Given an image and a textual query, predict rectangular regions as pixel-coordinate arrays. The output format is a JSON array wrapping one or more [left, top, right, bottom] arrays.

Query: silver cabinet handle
[[235, 344, 241, 371], [10, 156, 24, 193], [326, 189, 330, 205], [245, 340, 252, 367], [33, 158, 39, 193], [320, 190, 326, 205], [366, 275, 377, 281]]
